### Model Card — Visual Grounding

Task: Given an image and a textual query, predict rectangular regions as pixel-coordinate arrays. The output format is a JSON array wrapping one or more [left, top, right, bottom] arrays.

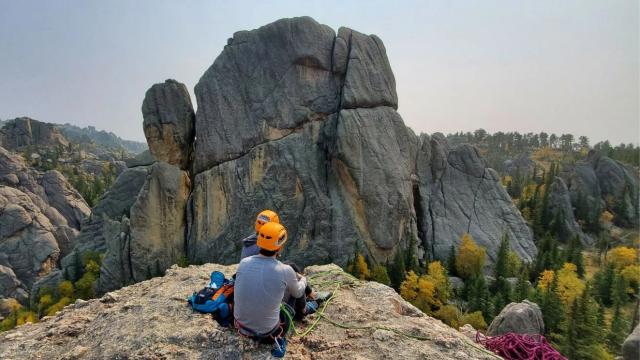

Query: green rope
[[281, 270, 500, 359]]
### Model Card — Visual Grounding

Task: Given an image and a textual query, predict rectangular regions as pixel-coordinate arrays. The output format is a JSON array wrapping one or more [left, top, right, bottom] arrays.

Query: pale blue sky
[[1, 1, 638, 145]]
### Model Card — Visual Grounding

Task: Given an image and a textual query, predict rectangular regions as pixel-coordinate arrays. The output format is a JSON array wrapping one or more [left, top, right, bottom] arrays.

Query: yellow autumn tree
[[399, 271, 438, 314], [608, 247, 638, 269], [355, 254, 370, 280], [425, 261, 451, 305], [621, 265, 640, 293], [537, 270, 555, 291], [455, 233, 486, 279], [555, 263, 585, 306], [58, 281, 75, 299]]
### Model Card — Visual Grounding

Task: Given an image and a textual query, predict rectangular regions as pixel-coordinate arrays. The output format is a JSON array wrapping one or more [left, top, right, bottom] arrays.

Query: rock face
[[563, 151, 639, 228], [623, 324, 640, 360], [0, 117, 69, 150], [547, 177, 591, 244], [0, 264, 498, 359], [503, 153, 536, 179], [60, 166, 150, 282], [487, 300, 544, 336], [0, 146, 90, 303], [96, 162, 191, 292], [65, 17, 536, 296], [418, 136, 536, 263], [142, 79, 195, 170]]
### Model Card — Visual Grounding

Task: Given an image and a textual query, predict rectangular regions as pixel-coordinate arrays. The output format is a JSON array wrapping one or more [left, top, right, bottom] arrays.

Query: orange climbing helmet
[[256, 222, 288, 252], [255, 210, 280, 232]]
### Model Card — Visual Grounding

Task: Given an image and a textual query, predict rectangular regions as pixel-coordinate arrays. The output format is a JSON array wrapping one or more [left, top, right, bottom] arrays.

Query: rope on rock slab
[[281, 271, 501, 359], [475, 332, 567, 360]]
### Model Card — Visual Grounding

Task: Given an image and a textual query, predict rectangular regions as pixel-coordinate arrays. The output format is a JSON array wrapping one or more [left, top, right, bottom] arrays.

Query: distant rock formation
[[0, 117, 69, 151], [0, 264, 498, 359], [0, 146, 90, 303], [547, 177, 591, 244], [64, 17, 537, 295], [563, 150, 639, 228]]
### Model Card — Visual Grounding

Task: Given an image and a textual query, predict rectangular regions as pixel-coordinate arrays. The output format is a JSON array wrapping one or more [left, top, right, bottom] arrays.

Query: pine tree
[[465, 276, 492, 321], [611, 273, 628, 307], [370, 264, 391, 286], [389, 250, 406, 290], [565, 235, 585, 278], [492, 233, 512, 311], [447, 245, 457, 276], [538, 275, 565, 335], [562, 287, 601, 360], [405, 237, 420, 274], [514, 264, 531, 302], [593, 264, 616, 306], [607, 304, 629, 355]]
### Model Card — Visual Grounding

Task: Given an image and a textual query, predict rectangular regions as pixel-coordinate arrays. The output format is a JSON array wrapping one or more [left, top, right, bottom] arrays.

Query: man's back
[[234, 255, 306, 334], [240, 233, 259, 260]]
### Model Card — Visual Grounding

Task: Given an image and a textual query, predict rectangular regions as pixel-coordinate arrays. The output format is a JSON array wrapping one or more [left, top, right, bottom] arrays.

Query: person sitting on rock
[[239, 210, 280, 260], [234, 222, 320, 358]]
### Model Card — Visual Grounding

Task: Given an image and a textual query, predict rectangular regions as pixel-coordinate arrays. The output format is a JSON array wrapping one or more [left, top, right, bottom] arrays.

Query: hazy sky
[[1, 1, 638, 145]]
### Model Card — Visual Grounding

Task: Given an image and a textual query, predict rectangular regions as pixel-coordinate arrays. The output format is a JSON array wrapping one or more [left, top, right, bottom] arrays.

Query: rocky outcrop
[[0, 117, 69, 151], [97, 162, 190, 292], [562, 151, 639, 228], [623, 324, 640, 360], [547, 177, 591, 244], [0, 146, 90, 303], [64, 17, 536, 295], [503, 153, 536, 179], [60, 166, 150, 281], [419, 135, 536, 263], [0, 264, 499, 359], [142, 80, 195, 170], [487, 300, 544, 336]]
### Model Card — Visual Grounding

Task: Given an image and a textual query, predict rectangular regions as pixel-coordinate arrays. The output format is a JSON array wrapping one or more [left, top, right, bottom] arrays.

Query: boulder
[[623, 324, 640, 360], [125, 149, 155, 168], [487, 300, 544, 336], [142, 80, 195, 170]]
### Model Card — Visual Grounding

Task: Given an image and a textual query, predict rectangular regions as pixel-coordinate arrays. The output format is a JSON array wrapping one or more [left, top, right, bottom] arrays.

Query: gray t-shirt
[[234, 255, 307, 335], [240, 233, 259, 260]]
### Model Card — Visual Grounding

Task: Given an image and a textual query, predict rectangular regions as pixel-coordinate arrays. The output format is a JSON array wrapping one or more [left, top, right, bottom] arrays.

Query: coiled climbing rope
[[475, 332, 567, 360]]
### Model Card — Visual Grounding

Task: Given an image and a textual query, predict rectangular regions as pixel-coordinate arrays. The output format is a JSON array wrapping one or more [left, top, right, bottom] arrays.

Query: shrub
[[460, 311, 487, 330]]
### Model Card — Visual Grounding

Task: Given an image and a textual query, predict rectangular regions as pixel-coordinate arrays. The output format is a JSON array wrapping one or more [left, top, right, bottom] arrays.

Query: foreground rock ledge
[[0, 264, 498, 359]]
